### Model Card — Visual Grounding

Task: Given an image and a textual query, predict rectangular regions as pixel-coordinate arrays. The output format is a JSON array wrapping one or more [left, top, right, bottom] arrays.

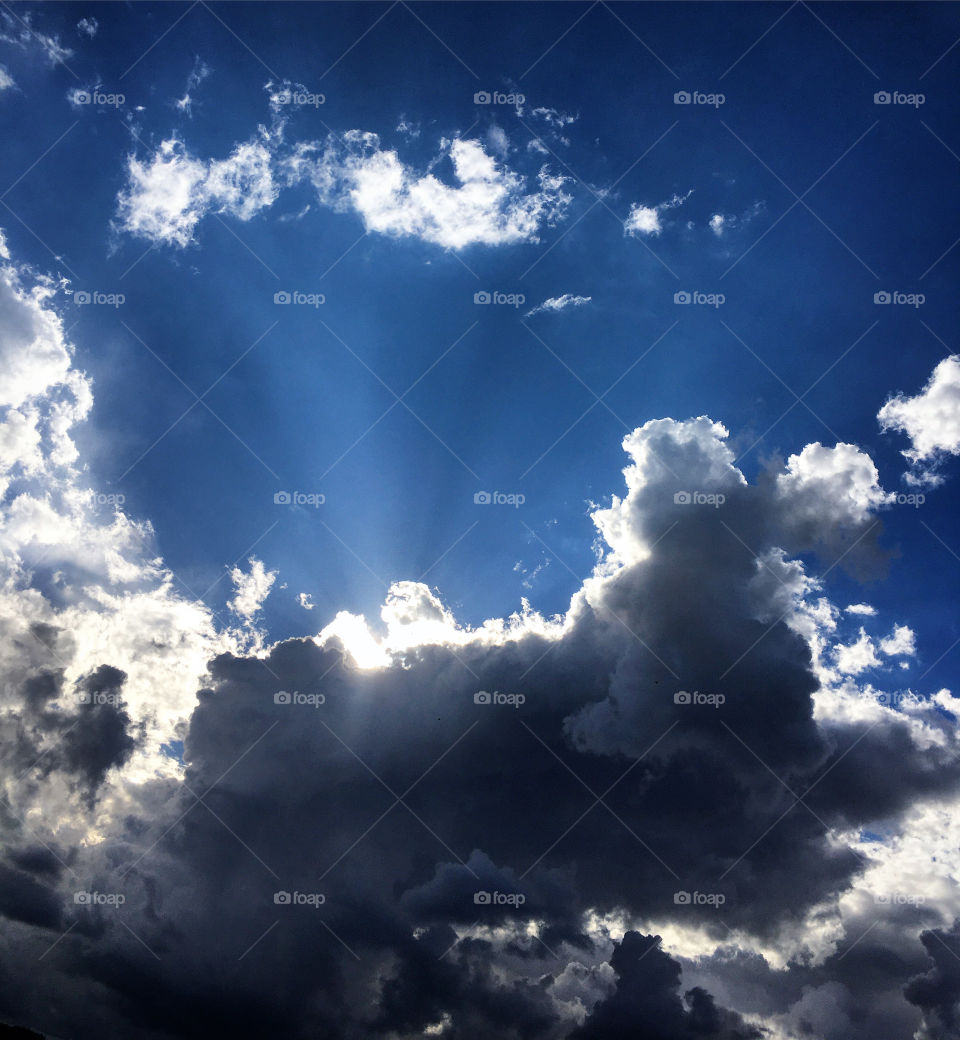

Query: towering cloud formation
[[0, 234, 958, 1038]]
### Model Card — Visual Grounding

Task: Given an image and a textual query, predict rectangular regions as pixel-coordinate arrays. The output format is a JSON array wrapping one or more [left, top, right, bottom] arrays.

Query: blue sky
[[1, 1, 957, 651], [2, 4, 960, 1039]]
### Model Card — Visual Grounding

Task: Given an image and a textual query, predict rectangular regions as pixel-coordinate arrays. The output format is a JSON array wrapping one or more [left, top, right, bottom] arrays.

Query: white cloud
[[116, 135, 277, 247], [833, 628, 881, 675], [846, 603, 877, 616], [0, 65, 13, 91], [878, 354, 960, 487], [117, 128, 570, 251], [776, 442, 893, 527], [297, 592, 314, 610], [880, 623, 916, 657], [709, 213, 726, 236], [624, 191, 691, 238], [530, 107, 577, 129], [0, 239, 255, 813], [76, 17, 98, 39], [174, 57, 211, 115], [525, 293, 592, 317], [228, 557, 276, 622], [288, 131, 572, 250]]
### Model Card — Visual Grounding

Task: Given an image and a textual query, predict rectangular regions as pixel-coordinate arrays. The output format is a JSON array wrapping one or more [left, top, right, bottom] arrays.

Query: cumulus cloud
[[2, 237, 959, 1039], [115, 135, 278, 247], [526, 294, 592, 317], [0, 65, 13, 91], [116, 126, 571, 251], [227, 557, 276, 622], [878, 354, 960, 487], [846, 603, 877, 616], [286, 131, 572, 249], [76, 17, 97, 39]]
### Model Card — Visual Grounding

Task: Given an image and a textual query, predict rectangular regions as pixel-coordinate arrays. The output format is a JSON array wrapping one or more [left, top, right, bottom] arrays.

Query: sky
[[0, 2, 959, 1038]]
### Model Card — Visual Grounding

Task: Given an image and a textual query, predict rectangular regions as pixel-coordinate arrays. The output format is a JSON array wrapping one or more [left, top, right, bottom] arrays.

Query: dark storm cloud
[[0, 419, 956, 1038], [906, 921, 960, 1039], [571, 931, 764, 1039]]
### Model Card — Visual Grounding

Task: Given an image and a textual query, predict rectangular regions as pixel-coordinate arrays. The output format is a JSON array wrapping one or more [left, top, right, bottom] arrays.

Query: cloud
[[76, 17, 97, 39], [531, 107, 578, 129], [116, 127, 571, 252], [0, 10, 72, 66], [846, 603, 877, 616], [878, 355, 960, 487], [526, 294, 592, 317], [297, 592, 315, 610], [708, 202, 765, 238], [173, 57, 212, 115], [287, 131, 572, 249], [880, 623, 916, 657], [228, 557, 277, 622], [624, 192, 692, 238], [2, 237, 960, 1039], [0, 65, 13, 91], [115, 135, 278, 247]]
